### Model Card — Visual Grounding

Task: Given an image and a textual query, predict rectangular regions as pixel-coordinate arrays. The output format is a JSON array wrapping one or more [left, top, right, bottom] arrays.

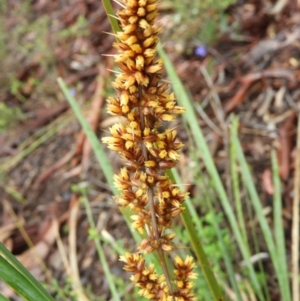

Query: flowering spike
[[102, 0, 197, 299]]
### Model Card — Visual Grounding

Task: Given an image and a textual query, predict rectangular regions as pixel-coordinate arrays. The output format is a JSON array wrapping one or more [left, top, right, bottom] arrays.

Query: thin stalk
[[292, 113, 300, 301], [271, 149, 290, 300], [229, 120, 247, 243], [138, 83, 174, 296], [101, 0, 121, 34], [147, 185, 174, 296], [243, 188, 271, 301], [101, 0, 120, 35]]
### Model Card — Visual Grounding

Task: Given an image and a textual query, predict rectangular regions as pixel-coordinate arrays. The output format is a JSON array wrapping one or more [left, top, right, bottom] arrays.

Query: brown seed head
[[102, 0, 197, 299]]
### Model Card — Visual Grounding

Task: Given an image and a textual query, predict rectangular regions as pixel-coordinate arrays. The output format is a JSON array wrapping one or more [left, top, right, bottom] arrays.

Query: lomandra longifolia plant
[[102, 0, 197, 299]]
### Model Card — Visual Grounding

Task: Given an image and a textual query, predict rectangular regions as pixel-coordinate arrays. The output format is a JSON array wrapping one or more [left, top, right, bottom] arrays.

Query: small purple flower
[[194, 45, 207, 57], [69, 88, 76, 96]]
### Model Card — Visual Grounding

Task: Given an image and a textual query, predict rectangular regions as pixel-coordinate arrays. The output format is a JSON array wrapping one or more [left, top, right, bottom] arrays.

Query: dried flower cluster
[[102, 0, 197, 299]]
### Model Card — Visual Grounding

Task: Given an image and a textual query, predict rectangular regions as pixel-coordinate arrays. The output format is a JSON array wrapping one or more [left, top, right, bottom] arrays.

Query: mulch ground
[[0, 0, 299, 300]]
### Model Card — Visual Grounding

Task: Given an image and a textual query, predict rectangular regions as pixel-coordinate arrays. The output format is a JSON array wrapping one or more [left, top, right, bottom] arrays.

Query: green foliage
[[0, 243, 55, 301], [200, 212, 233, 268]]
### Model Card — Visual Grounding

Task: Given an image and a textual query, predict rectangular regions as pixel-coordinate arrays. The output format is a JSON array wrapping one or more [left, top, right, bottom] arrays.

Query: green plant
[[0, 243, 55, 301]]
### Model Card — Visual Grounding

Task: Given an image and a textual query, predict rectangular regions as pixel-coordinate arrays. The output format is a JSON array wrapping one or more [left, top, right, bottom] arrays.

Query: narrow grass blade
[[0, 255, 54, 301], [271, 150, 290, 300], [0, 256, 45, 301], [101, 0, 120, 34], [181, 204, 224, 301], [158, 46, 264, 300], [0, 242, 53, 301], [232, 116, 291, 301], [244, 186, 271, 301], [230, 123, 247, 243]]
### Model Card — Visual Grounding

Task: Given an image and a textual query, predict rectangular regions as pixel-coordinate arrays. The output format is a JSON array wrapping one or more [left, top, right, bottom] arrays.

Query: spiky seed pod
[[102, 0, 197, 299]]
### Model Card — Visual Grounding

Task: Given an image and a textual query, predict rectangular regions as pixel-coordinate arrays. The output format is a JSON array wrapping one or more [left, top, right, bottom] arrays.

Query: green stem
[[101, 0, 121, 34], [102, 0, 120, 33]]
